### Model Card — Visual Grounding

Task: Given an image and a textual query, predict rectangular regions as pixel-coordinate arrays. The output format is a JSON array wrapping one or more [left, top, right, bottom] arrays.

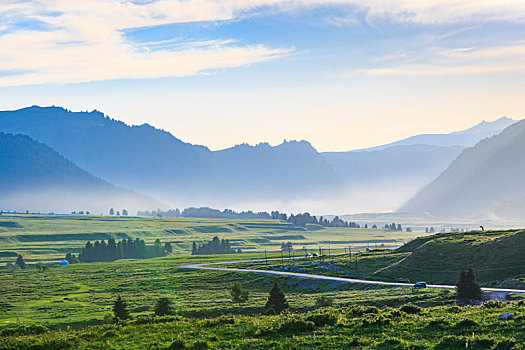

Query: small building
[[59, 259, 69, 266]]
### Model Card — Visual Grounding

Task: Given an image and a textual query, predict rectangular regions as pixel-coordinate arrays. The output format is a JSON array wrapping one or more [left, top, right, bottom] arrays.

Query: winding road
[[181, 255, 525, 294]]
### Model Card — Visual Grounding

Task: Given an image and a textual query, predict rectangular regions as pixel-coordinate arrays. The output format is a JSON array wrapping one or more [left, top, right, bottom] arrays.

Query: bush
[[482, 300, 503, 309], [204, 315, 235, 327], [435, 335, 467, 349], [426, 318, 450, 329], [0, 325, 48, 337], [306, 312, 338, 327], [189, 340, 209, 349], [494, 339, 517, 349], [454, 319, 478, 329], [278, 317, 315, 333], [399, 304, 421, 314], [154, 297, 174, 316], [168, 340, 186, 350], [315, 296, 333, 308], [361, 315, 391, 327]]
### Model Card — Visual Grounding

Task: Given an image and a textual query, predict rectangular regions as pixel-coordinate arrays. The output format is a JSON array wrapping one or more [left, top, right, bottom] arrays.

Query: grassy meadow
[[0, 214, 425, 264], [2, 214, 525, 349]]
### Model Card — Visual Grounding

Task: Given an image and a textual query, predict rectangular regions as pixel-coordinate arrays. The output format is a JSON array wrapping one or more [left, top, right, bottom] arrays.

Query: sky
[[1, 0, 525, 151]]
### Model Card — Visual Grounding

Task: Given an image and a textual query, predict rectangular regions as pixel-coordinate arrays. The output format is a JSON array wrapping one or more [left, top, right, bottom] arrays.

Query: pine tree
[[164, 242, 173, 254], [192, 242, 198, 255], [154, 297, 173, 316], [113, 295, 130, 320], [265, 283, 289, 314], [109, 208, 114, 215], [456, 267, 482, 302], [230, 282, 249, 309], [15, 254, 26, 270]]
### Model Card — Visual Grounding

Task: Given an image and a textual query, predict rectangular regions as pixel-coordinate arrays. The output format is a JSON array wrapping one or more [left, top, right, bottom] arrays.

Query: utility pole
[[265, 249, 268, 266]]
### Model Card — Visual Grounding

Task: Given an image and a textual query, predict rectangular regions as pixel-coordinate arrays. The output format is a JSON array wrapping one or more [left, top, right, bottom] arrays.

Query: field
[[2, 214, 525, 349], [2, 300, 525, 349], [0, 214, 425, 264]]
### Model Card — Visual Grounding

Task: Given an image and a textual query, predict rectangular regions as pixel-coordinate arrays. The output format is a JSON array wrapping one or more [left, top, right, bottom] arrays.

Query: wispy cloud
[[1, 0, 525, 85], [360, 43, 525, 76]]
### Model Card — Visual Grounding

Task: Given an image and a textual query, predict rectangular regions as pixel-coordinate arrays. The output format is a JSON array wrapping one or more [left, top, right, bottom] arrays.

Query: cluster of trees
[[271, 211, 361, 228], [109, 208, 128, 216], [137, 207, 367, 229], [425, 227, 436, 233], [230, 282, 288, 314], [112, 295, 174, 321], [71, 211, 90, 215], [65, 238, 172, 263], [138, 207, 271, 220], [281, 242, 293, 252], [191, 236, 238, 255], [384, 223, 402, 231], [112, 282, 288, 322]]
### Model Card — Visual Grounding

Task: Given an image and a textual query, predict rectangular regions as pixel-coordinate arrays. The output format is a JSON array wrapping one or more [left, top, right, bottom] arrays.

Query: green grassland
[[0, 254, 454, 329], [2, 301, 525, 349], [3, 215, 525, 349], [0, 214, 424, 264]]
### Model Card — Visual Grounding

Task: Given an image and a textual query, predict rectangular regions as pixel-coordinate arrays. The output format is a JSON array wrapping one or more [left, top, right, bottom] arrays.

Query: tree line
[[191, 236, 238, 255], [65, 238, 172, 263]]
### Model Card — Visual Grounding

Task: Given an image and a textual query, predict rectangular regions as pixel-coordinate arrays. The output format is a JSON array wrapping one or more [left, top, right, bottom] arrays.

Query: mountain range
[[0, 105, 520, 216], [400, 119, 525, 219], [0, 132, 163, 214]]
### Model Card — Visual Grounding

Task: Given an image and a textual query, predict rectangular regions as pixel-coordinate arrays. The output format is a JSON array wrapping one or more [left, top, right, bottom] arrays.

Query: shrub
[[426, 318, 450, 329], [454, 319, 478, 329], [190, 340, 209, 349], [400, 304, 421, 314], [494, 339, 517, 349], [435, 335, 467, 349], [168, 339, 186, 350], [204, 315, 235, 327], [306, 312, 338, 327], [482, 300, 503, 309], [315, 296, 333, 308], [361, 315, 391, 327], [154, 297, 174, 316], [0, 325, 48, 337], [278, 317, 315, 333]]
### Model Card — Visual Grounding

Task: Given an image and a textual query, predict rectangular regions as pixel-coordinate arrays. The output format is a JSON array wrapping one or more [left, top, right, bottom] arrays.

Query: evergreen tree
[[164, 242, 173, 254], [230, 282, 249, 309], [456, 267, 482, 302], [192, 242, 198, 255], [154, 297, 173, 316], [113, 295, 130, 320], [265, 283, 289, 314], [109, 208, 114, 215], [15, 254, 26, 270], [122, 209, 128, 216]]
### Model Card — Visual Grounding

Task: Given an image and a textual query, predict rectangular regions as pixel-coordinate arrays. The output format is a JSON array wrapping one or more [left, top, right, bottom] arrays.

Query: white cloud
[[1, 0, 525, 85], [359, 43, 525, 76]]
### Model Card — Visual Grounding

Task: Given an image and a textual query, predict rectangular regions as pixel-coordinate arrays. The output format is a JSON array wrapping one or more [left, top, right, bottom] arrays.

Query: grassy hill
[[379, 229, 525, 285]]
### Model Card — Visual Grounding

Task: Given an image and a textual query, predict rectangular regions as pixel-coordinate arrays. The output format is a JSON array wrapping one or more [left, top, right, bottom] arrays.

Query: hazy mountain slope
[[322, 144, 464, 184], [351, 117, 516, 152], [399, 120, 525, 218], [0, 132, 163, 213], [211, 141, 342, 196], [0, 106, 341, 206]]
